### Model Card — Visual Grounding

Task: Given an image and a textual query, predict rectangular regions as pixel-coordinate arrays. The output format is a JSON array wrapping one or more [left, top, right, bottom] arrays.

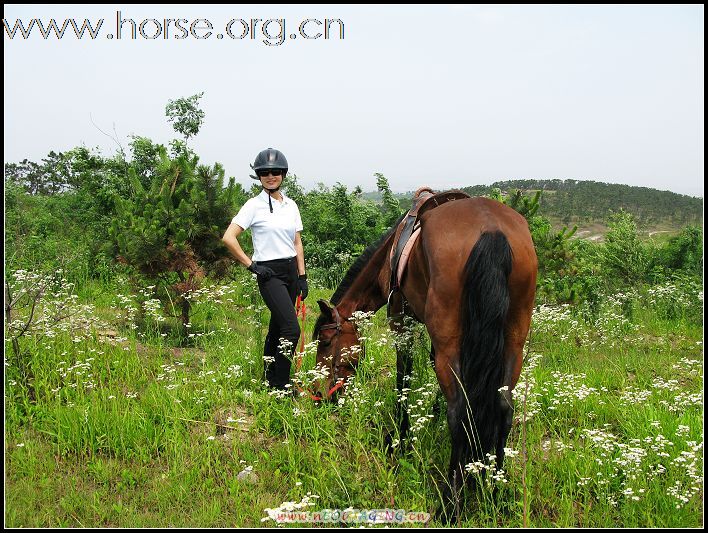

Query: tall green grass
[[5, 271, 703, 527]]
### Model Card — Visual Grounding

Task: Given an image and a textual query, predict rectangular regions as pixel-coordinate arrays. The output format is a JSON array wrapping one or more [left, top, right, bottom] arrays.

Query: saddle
[[388, 187, 470, 316]]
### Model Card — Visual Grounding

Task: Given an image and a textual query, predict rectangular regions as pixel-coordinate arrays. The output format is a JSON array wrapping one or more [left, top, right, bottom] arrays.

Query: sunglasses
[[257, 169, 284, 178]]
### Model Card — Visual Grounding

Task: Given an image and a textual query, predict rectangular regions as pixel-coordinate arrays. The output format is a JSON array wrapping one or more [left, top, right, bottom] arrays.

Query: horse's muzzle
[[310, 378, 345, 402]]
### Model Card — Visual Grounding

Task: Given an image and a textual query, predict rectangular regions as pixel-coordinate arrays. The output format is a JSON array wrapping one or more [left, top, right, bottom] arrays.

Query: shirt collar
[[258, 189, 289, 205]]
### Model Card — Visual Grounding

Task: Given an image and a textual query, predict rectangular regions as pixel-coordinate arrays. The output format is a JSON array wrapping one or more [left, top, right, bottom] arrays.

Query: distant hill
[[459, 179, 702, 227], [369, 179, 703, 240]]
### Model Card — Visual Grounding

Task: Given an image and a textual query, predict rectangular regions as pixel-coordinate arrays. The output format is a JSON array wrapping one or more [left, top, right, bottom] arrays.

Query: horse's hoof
[[383, 430, 412, 456], [383, 431, 398, 456], [433, 502, 456, 525]]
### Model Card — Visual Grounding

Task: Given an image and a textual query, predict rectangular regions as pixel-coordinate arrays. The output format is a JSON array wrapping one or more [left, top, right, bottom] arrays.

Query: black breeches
[[256, 257, 300, 389]]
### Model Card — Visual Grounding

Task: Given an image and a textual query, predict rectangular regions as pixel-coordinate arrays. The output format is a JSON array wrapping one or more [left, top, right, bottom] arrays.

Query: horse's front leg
[[385, 318, 413, 453], [396, 340, 413, 442]]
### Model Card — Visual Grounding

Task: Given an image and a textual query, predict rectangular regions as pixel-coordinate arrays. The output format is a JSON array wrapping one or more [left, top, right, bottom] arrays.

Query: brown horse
[[312, 194, 537, 521]]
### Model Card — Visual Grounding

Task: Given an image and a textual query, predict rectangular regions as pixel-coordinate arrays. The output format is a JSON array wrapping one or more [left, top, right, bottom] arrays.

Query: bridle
[[293, 300, 351, 401], [313, 306, 366, 400], [318, 305, 346, 333]]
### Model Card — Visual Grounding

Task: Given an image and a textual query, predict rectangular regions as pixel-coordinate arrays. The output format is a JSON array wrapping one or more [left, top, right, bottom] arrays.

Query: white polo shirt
[[232, 190, 303, 262]]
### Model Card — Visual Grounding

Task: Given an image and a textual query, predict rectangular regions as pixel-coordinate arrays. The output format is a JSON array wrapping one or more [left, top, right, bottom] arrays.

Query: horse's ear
[[317, 299, 333, 318]]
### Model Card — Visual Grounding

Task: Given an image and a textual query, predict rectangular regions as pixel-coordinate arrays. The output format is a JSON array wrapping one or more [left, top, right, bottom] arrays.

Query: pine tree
[[375, 172, 403, 227], [506, 189, 541, 219], [109, 147, 236, 327]]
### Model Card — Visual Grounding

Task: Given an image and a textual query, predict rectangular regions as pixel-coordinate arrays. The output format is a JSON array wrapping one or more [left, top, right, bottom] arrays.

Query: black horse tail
[[458, 230, 512, 465]]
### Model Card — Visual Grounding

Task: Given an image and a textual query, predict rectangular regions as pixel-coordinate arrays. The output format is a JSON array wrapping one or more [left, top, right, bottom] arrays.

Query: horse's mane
[[313, 213, 405, 339]]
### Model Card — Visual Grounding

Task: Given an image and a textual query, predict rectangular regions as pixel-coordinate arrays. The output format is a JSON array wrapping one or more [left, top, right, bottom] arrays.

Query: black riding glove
[[248, 262, 275, 281], [297, 274, 309, 300]]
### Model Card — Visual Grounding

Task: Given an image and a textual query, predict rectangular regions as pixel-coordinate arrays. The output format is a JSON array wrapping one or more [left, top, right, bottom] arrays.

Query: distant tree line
[[460, 179, 702, 227]]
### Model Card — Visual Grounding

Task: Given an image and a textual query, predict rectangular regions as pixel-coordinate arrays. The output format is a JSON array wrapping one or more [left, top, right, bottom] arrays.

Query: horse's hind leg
[[435, 379, 482, 525], [428, 346, 445, 420], [496, 387, 514, 471], [496, 319, 530, 472], [447, 394, 468, 523], [432, 350, 471, 524]]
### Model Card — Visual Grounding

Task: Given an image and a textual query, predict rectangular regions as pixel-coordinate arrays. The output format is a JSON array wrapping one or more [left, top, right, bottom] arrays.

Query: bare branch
[[89, 113, 124, 152]]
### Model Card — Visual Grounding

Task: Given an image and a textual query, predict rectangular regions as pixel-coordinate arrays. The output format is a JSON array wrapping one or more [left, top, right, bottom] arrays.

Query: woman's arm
[[294, 231, 306, 276], [222, 223, 252, 268]]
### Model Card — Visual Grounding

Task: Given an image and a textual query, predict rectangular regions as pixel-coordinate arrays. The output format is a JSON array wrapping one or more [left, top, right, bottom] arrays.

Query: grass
[[4, 270, 704, 527]]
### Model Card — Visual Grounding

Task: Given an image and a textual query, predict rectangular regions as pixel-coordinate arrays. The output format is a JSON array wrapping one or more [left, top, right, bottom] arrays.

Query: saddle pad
[[396, 226, 421, 285]]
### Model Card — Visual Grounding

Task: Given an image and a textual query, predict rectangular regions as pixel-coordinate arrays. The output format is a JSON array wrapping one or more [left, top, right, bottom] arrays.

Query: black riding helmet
[[250, 148, 288, 180], [250, 148, 288, 213]]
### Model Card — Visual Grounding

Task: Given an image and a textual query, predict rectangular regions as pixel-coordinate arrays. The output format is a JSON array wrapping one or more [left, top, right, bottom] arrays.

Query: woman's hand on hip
[[248, 262, 275, 281]]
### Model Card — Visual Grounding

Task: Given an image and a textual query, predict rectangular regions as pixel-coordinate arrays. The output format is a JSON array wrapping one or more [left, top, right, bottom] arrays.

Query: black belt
[[257, 257, 296, 266]]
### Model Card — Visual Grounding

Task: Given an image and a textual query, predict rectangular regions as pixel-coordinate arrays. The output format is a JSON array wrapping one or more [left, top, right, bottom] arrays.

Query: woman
[[222, 148, 308, 391]]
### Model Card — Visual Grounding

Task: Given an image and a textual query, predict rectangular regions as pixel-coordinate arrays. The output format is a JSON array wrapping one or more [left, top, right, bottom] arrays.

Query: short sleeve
[[232, 201, 254, 230], [294, 203, 303, 232]]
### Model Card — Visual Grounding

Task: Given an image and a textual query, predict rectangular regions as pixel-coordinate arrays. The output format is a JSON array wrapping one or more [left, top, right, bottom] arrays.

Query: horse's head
[[312, 299, 362, 401]]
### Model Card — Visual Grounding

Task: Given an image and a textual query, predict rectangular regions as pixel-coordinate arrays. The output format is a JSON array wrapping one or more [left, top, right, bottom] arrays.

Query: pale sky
[[4, 4, 704, 197]]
